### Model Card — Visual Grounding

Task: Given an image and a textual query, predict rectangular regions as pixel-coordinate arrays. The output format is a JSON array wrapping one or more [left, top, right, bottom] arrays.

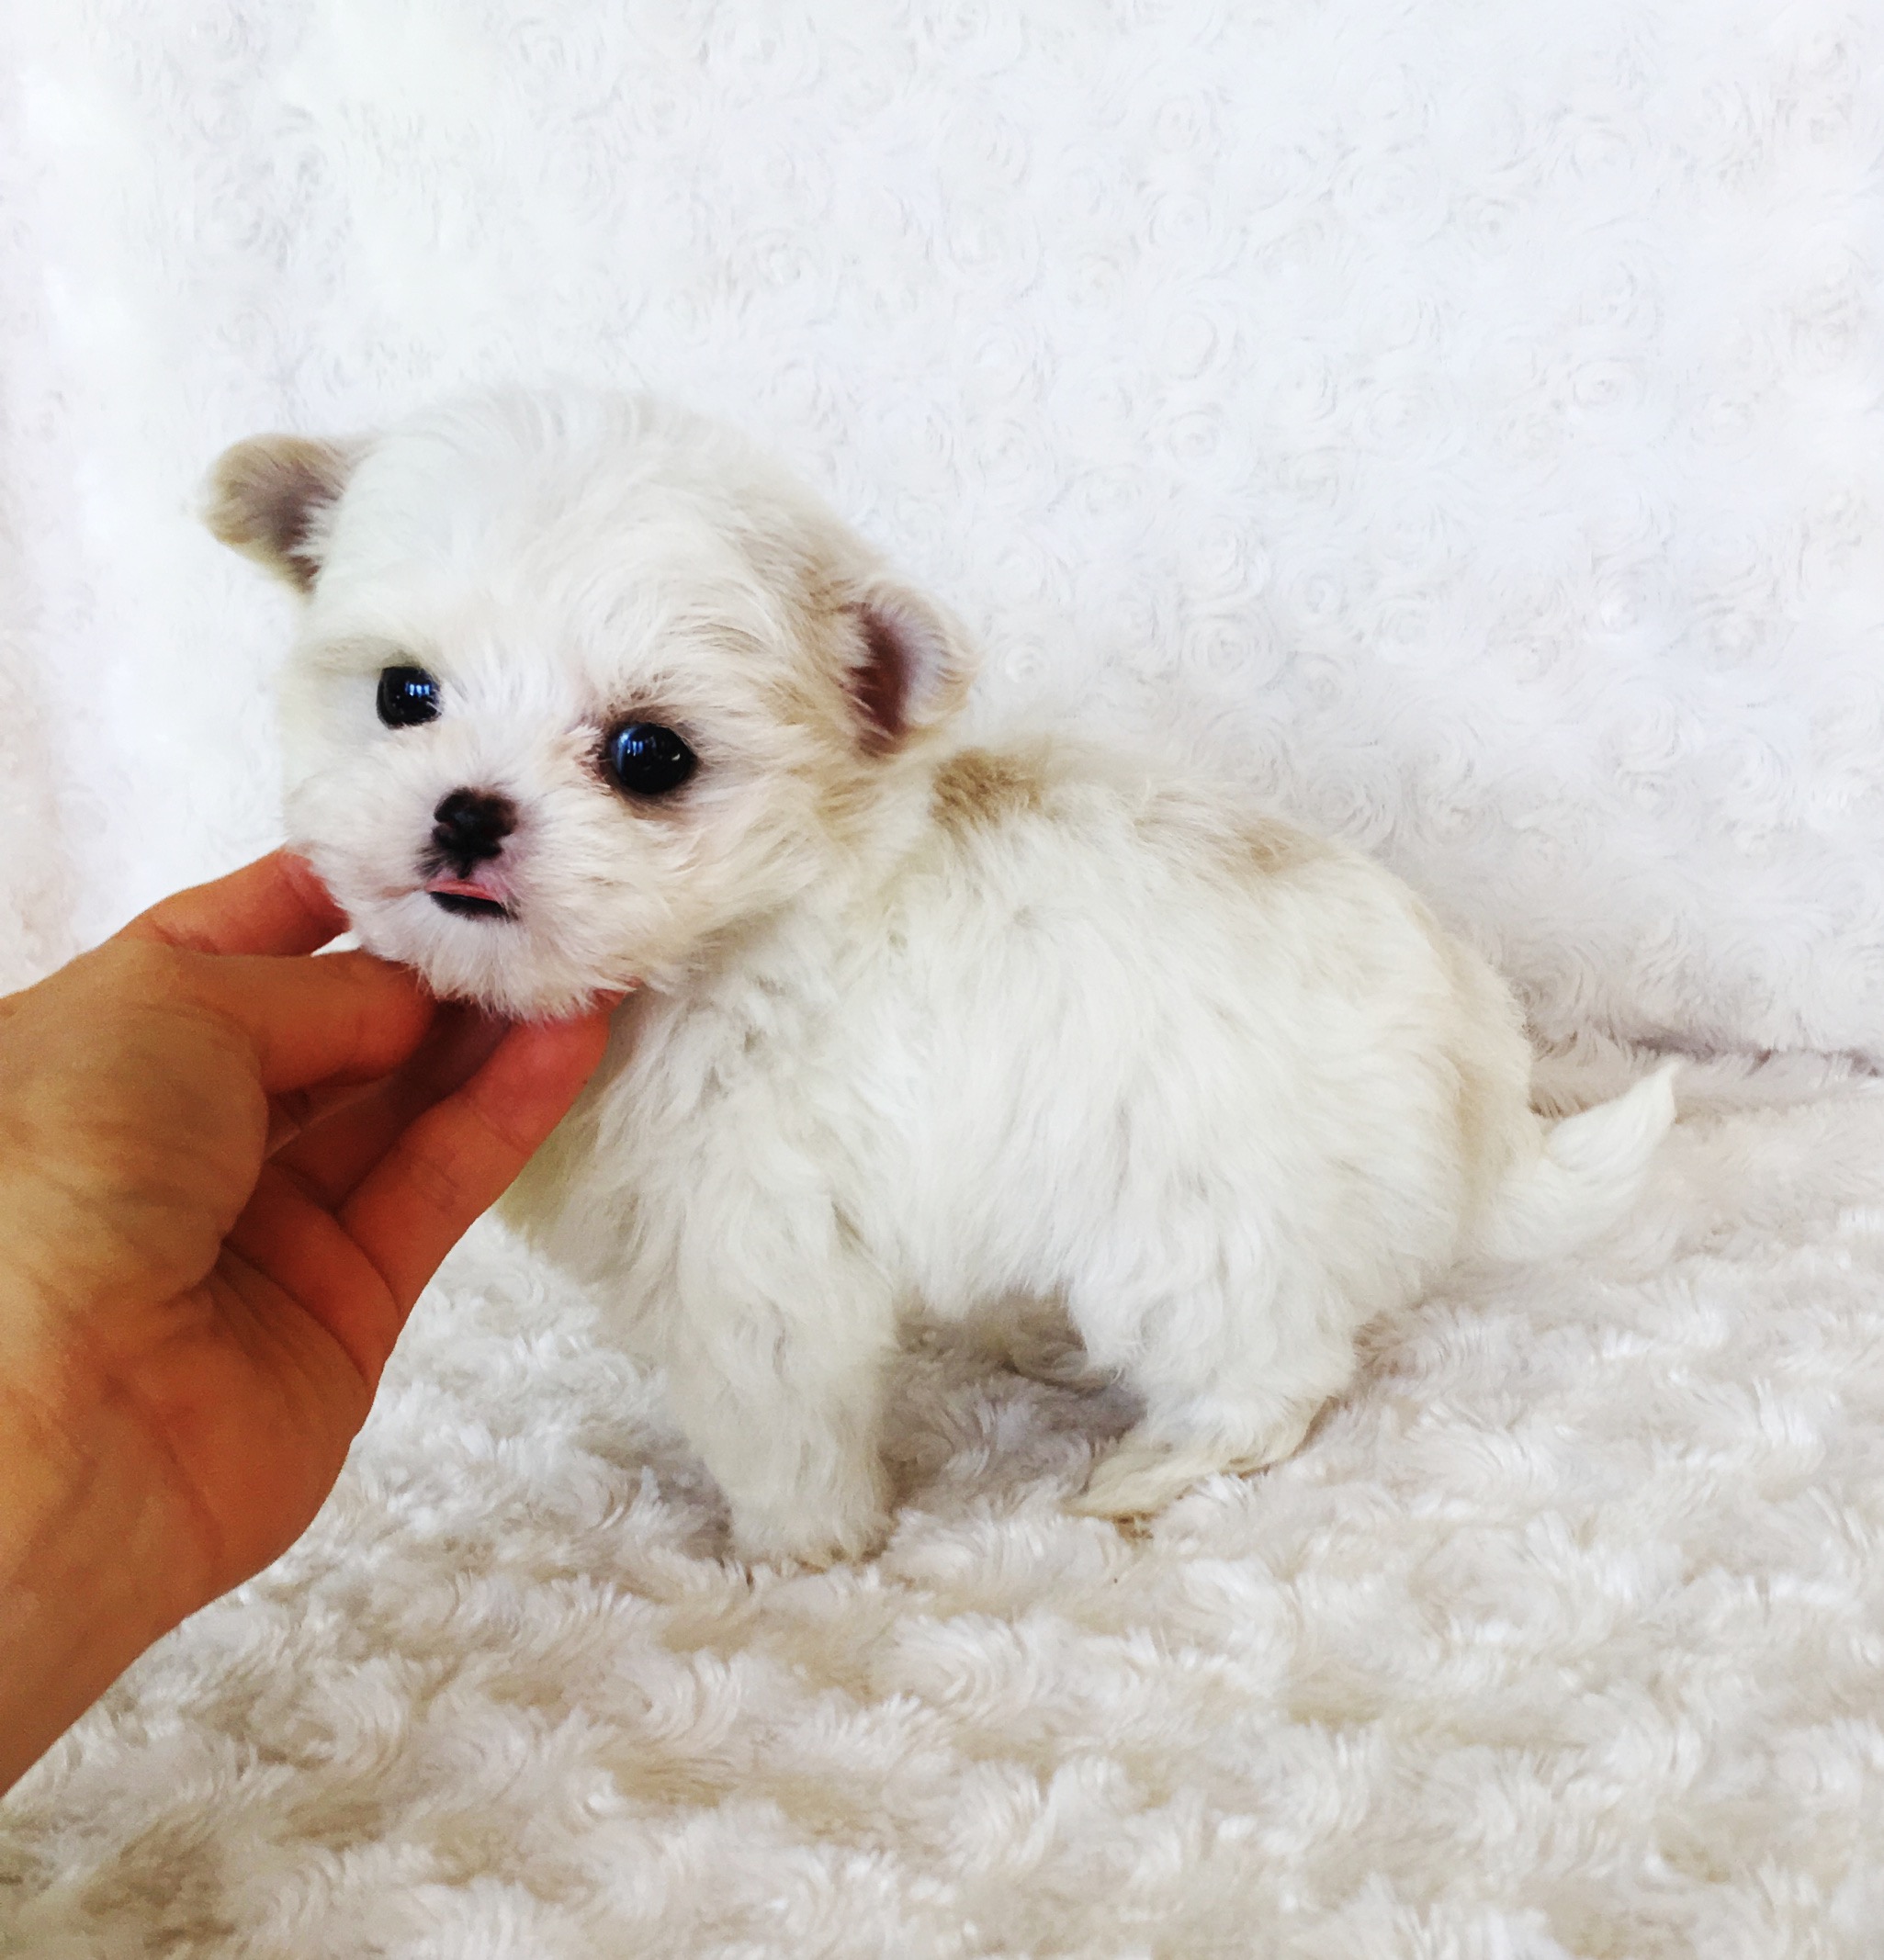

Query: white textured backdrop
[[5, 4, 1884, 1955], [6, 0, 1884, 1046]]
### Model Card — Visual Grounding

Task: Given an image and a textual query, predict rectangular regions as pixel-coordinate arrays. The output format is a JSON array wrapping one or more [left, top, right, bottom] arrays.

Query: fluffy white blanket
[[5, 1055, 1882, 1954], [4, 0, 1882, 1952]]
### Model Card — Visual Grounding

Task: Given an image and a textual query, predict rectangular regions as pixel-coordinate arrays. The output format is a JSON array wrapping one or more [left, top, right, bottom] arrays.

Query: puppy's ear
[[840, 580, 975, 756], [204, 434, 363, 593]]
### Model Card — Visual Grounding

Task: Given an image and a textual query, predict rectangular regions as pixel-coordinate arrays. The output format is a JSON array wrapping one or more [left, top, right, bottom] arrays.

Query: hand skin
[[0, 851, 614, 1796]]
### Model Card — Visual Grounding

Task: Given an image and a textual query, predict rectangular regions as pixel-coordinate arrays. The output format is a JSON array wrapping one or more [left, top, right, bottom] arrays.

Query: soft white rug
[[6, 0, 1884, 1952], [4, 1054, 1882, 1956]]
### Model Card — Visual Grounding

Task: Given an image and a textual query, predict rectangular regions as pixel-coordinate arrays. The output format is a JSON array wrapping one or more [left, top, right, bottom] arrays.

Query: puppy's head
[[207, 388, 973, 1015]]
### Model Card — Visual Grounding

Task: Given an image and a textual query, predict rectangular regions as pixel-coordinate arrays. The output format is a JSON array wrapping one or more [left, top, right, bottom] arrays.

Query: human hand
[[0, 851, 614, 1792]]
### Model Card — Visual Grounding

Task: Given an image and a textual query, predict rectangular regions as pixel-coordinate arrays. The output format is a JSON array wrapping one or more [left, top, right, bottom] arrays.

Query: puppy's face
[[209, 390, 969, 1016]]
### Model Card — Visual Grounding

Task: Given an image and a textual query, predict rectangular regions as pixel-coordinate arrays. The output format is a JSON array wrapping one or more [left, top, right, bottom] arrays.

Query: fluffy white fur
[[209, 386, 1674, 1565]]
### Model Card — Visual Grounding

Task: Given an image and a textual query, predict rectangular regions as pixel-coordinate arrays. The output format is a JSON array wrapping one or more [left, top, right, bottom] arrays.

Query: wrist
[[0, 1330, 203, 1794]]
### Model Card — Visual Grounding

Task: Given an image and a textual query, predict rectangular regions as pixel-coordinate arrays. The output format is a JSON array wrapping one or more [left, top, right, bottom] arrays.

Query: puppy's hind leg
[[1070, 1399, 1317, 1521], [1066, 1262, 1360, 1523]]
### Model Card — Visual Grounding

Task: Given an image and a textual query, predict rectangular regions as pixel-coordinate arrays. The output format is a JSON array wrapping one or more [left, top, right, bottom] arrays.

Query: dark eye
[[604, 722, 696, 798], [377, 666, 440, 728]]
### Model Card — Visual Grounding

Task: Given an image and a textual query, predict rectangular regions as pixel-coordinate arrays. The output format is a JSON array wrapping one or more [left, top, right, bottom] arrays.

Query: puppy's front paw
[[730, 1501, 890, 1571], [727, 1457, 892, 1568]]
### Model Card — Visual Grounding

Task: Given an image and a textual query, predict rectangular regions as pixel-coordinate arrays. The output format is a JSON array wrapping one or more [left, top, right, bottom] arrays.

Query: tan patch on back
[[1237, 817, 1321, 877], [931, 746, 1050, 832]]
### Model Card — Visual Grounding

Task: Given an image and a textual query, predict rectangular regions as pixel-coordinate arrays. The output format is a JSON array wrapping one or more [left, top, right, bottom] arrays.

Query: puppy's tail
[[1472, 1061, 1678, 1265]]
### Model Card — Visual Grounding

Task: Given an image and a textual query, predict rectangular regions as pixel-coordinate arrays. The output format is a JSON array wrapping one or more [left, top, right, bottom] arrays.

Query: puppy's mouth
[[423, 871, 518, 922]]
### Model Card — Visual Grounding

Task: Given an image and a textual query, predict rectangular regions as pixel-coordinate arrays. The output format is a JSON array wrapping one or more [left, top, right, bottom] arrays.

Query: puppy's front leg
[[659, 1228, 896, 1567]]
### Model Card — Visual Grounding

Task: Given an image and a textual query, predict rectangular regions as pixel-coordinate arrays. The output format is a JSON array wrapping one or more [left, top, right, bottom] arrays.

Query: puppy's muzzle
[[427, 787, 518, 919], [433, 787, 514, 865]]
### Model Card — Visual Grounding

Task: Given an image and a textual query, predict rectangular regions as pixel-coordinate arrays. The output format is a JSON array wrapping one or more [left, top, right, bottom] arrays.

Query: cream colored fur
[[209, 384, 1674, 1565]]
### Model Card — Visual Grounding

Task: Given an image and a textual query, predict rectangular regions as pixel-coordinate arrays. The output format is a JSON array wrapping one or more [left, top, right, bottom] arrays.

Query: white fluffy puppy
[[208, 385, 1675, 1565]]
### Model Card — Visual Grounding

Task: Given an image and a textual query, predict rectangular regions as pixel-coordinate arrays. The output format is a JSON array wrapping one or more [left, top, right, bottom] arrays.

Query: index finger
[[185, 948, 440, 1095], [119, 850, 347, 957]]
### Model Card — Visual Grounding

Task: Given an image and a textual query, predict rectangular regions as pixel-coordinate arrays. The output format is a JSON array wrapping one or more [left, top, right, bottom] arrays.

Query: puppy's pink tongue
[[426, 874, 506, 901]]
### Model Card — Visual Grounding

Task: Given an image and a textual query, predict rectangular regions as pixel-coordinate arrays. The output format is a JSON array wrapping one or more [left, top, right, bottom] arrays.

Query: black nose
[[432, 788, 516, 867]]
